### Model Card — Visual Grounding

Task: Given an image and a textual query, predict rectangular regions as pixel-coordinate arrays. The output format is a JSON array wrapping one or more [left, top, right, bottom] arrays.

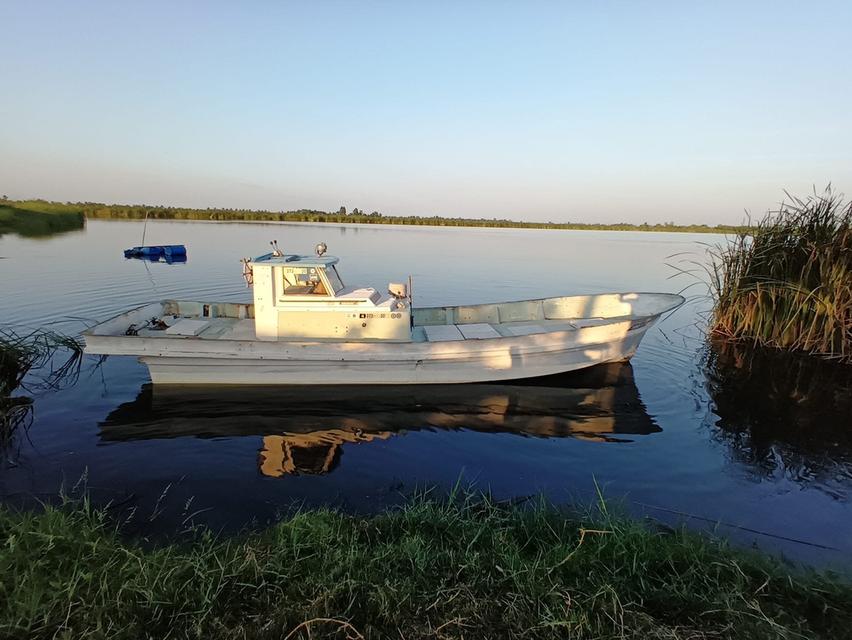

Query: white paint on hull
[[142, 331, 645, 385], [83, 292, 683, 385]]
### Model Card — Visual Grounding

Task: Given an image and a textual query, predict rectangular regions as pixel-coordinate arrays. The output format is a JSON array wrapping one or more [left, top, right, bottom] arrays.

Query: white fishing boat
[[83, 242, 684, 385]]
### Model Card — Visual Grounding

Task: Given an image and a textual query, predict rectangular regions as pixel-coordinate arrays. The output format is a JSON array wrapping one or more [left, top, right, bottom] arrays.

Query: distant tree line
[[3, 199, 748, 234]]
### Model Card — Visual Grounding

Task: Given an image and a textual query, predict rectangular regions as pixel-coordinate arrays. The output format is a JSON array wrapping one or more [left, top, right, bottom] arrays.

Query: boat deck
[[130, 316, 619, 343]]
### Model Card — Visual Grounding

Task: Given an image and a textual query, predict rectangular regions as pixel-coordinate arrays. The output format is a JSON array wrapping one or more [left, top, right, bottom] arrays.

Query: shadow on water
[[706, 341, 852, 499], [100, 362, 660, 477], [0, 397, 33, 458]]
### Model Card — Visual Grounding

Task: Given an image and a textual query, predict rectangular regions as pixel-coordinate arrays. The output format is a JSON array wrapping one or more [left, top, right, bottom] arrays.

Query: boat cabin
[[250, 252, 411, 341]]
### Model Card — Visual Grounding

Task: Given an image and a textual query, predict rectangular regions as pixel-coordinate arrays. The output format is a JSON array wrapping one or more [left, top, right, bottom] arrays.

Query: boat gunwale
[[84, 320, 662, 364], [415, 291, 684, 316], [82, 291, 685, 339]]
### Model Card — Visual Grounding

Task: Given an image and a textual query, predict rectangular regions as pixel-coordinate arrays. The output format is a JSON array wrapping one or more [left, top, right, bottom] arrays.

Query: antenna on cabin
[[270, 240, 283, 257]]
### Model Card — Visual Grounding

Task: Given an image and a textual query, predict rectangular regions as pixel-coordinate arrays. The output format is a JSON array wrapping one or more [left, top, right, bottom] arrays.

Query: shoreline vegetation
[[2, 494, 850, 640], [707, 188, 851, 363], [0, 328, 83, 450], [3, 197, 746, 234], [0, 202, 85, 238]]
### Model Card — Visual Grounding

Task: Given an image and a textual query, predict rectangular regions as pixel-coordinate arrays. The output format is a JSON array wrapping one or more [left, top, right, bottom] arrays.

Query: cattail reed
[[709, 188, 852, 363]]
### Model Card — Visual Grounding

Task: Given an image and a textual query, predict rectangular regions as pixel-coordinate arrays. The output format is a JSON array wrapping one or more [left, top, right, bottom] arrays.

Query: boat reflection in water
[[100, 362, 660, 477], [706, 340, 852, 498]]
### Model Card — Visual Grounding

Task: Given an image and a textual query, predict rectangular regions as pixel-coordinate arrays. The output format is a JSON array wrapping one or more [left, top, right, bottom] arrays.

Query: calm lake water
[[2, 219, 850, 569]]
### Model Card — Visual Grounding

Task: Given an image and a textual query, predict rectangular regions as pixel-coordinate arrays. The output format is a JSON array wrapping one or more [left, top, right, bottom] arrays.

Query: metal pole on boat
[[141, 210, 150, 246], [408, 275, 414, 327]]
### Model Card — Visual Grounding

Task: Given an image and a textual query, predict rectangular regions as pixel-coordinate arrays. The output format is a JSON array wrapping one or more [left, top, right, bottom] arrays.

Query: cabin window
[[281, 267, 329, 296], [326, 266, 344, 293]]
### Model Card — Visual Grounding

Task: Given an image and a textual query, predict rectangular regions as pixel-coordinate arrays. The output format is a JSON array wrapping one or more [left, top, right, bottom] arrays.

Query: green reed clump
[[709, 188, 852, 362], [1, 493, 850, 640], [0, 329, 82, 448], [0, 328, 83, 397]]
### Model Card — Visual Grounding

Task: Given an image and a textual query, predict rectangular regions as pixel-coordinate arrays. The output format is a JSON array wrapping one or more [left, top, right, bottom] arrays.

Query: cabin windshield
[[326, 266, 344, 293], [281, 266, 329, 296]]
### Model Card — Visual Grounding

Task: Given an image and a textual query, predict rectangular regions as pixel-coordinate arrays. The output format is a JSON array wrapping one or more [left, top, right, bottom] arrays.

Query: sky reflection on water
[[1, 220, 851, 569]]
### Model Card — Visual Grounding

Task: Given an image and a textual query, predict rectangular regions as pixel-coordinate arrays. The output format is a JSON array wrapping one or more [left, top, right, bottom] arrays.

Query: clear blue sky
[[2, 1, 850, 224]]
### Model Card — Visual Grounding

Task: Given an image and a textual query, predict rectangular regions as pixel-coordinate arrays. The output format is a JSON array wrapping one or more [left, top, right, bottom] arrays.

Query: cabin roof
[[253, 253, 340, 268]]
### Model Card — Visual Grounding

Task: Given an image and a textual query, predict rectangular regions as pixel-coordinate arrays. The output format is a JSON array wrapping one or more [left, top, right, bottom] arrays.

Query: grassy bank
[[1, 495, 849, 639], [0, 203, 84, 237], [7, 198, 745, 234], [708, 189, 851, 363]]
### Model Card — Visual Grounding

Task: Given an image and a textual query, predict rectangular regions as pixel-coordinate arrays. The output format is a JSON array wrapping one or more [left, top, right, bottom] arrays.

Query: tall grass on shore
[[1, 493, 850, 639], [708, 188, 852, 362]]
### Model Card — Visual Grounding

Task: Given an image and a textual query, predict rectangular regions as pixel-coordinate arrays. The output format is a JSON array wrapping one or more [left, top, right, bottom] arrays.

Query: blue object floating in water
[[136, 253, 187, 264], [124, 245, 187, 260], [162, 245, 186, 256]]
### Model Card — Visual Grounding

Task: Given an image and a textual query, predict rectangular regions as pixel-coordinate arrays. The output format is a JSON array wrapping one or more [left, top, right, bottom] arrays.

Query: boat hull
[[83, 292, 683, 385], [138, 323, 647, 385]]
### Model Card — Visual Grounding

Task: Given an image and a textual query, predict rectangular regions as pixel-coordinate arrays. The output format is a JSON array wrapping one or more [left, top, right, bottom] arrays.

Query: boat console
[[249, 250, 412, 342]]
